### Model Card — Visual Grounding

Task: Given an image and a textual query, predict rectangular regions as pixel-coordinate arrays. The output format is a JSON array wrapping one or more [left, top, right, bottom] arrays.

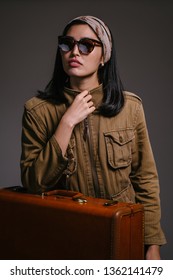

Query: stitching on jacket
[[133, 103, 142, 128]]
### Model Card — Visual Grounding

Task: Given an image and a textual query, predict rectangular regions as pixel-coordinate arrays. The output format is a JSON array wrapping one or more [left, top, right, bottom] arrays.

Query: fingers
[[67, 90, 96, 126], [77, 90, 93, 105], [82, 96, 95, 112], [79, 90, 89, 98], [87, 100, 94, 108]]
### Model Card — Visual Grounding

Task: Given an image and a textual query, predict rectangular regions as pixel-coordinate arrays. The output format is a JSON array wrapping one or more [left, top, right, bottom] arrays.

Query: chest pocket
[[104, 129, 134, 169]]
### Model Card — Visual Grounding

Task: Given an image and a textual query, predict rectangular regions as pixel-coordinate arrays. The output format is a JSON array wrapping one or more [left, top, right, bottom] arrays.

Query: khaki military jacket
[[21, 85, 166, 245]]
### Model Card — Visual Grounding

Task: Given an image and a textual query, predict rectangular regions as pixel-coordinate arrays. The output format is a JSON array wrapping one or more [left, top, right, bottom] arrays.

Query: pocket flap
[[104, 129, 134, 145]]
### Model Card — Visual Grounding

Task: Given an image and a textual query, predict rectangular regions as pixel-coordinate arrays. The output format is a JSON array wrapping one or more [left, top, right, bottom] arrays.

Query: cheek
[[91, 49, 103, 66], [86, 54, 102, 69]]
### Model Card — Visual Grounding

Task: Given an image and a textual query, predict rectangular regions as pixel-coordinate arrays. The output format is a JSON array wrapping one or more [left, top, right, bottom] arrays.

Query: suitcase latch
[[72, 196, 87, 203], [104, 200, 118, 206]]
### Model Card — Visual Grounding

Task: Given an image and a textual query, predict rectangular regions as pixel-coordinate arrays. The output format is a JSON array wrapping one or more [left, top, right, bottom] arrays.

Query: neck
[[69, 75, 100, 92]]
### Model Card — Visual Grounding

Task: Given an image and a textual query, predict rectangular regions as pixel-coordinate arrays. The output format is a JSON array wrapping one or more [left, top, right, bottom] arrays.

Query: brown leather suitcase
[[0, 187, 144, 260]]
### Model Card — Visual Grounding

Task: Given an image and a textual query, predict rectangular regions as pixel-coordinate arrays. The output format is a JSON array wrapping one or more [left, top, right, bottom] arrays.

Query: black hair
[[37, 20, 124, 117]]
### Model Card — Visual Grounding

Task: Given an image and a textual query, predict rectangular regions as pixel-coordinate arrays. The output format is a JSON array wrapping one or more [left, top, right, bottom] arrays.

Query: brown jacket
[[20, 85, 166, 245]]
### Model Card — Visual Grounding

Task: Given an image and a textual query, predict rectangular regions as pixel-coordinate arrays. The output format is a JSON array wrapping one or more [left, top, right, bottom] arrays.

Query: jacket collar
[[64, 84, 103, 109]]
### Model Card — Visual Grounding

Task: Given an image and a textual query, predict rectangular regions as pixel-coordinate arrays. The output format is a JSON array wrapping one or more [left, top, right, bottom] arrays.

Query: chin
[[66, 69, 85, 78]]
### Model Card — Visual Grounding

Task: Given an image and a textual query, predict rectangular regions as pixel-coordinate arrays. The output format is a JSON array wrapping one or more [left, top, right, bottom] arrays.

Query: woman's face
[[60, 24, 103, 83]]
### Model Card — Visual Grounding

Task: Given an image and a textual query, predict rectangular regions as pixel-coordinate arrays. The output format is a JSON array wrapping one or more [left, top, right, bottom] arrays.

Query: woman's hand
[[62, 90, 95, 129], [145, 245, 161, 260], [54, 90, 95, 155]]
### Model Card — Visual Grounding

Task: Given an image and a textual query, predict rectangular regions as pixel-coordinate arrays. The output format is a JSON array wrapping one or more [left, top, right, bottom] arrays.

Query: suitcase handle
[[42, 189, 83, 198], [42, 190, 87, 203]]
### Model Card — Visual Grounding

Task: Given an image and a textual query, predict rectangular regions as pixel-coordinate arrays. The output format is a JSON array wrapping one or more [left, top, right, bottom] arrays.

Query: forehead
[[65, 24, 98, 40]]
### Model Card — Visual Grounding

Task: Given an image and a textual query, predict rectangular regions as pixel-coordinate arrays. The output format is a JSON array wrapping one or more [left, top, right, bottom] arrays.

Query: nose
[[71, 43, 80, 55]]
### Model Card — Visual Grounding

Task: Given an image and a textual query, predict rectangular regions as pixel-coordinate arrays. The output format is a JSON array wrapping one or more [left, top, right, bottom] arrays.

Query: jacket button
[[119, 136, 123, 143]]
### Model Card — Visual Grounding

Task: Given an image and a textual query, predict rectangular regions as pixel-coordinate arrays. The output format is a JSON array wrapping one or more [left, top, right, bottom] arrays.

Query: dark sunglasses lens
[[58, 37, 96, 54], [79, 39, 94, 54], [59, 38, 74, 52]]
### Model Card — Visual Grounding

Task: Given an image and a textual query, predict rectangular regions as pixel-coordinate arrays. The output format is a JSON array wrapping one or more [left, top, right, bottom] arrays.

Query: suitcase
[[0, 187, 144, 260]]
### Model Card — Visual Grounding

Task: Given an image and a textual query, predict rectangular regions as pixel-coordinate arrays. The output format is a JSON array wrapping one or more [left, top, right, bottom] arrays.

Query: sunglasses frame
[[58, 35, 102, 55]]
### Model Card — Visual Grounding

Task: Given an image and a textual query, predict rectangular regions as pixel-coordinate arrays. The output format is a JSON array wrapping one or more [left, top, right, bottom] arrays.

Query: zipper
[[83, 118, 101, 198]]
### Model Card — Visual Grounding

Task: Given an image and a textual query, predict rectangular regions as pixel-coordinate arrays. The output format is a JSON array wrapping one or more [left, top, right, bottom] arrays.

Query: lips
[[68, 59, 82, 67]]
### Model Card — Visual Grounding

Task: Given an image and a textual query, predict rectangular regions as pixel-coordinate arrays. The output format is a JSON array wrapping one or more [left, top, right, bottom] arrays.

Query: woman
[[20, 15, 166, 259]]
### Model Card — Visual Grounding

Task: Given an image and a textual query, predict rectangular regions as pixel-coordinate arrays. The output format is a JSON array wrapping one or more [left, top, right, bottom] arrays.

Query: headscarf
[[66, 15, 112, 63]]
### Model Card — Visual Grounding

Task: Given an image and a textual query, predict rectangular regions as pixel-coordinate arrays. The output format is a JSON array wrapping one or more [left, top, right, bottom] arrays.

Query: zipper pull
[[83, 118, 88, 141]]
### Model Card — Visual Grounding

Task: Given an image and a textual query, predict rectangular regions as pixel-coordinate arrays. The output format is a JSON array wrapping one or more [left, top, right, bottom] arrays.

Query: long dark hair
[[37, 20, 124, 117]]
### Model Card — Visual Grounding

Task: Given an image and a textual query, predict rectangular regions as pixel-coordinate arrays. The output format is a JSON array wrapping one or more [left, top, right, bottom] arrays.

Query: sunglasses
[[58, 36, 102, 55]]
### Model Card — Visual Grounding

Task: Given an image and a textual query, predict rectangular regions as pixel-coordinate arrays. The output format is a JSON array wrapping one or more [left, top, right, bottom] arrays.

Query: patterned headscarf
[[67, 15, 112, 63]]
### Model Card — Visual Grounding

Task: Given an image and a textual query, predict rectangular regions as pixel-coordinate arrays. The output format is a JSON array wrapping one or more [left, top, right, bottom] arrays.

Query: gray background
[[0, 0, 172, 259]]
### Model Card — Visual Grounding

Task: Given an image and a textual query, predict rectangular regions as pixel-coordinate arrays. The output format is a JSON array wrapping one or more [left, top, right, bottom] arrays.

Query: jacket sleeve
[[20, 108, 68, 194], [130, 102, 166, 245]]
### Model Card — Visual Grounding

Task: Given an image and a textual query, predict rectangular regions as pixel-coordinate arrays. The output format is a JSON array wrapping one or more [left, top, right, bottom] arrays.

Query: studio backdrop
[[0, 0, 172, 259]]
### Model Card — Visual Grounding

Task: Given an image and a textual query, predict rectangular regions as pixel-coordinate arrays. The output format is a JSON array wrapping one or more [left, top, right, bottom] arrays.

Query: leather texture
[[0, 188, 144, 260]]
